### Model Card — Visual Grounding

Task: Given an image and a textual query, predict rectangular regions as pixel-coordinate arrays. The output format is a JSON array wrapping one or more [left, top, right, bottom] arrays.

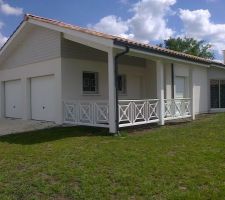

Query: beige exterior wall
[[164, 63, 172, 99], [208, 67, 225, 80], [193, 66, 208, 114], [61, 38, 157, 101], [61, 58, 108, 101], [61, 57, 156, 101], [0, 58, 62, 124], [172, 62, 209, 114], [145, 60, 157, 99]]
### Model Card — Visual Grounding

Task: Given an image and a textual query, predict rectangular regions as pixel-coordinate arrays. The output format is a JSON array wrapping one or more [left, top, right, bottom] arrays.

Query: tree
[[158, 37, 214, 60]]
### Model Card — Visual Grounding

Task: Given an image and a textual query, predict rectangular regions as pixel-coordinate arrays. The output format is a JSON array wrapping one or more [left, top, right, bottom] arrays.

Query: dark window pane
[[210, 80, 219, 108], [118, 76, 122, 91], [83, 72, 98, 93], [118, 75, 126, 94], [220, 80, 225, 108]]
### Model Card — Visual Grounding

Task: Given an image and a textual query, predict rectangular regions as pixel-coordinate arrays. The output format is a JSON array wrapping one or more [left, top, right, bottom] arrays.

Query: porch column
[[189, 68, 195, 120], [156, 61, 165, 125], [108, 48, 117, 134]]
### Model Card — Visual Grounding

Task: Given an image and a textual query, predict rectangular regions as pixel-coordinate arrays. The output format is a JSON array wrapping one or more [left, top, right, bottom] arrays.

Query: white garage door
[[31, 75, 55, 122], [5, 80, 22, 118]]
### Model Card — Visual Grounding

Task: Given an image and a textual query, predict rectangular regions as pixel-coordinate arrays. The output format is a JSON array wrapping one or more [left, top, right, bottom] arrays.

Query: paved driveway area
[[0, 118, 56, 136]]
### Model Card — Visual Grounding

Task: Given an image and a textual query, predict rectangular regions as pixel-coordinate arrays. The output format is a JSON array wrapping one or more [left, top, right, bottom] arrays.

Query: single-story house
[[0, 14, 225, 134]]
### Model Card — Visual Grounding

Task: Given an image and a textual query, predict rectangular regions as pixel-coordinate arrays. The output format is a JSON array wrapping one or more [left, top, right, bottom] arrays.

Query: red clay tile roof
[[19, 14, 225, 67]]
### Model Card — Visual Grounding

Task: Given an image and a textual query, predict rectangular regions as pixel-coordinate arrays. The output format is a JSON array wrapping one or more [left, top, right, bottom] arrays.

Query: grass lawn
[[0, 114, 225, 199]]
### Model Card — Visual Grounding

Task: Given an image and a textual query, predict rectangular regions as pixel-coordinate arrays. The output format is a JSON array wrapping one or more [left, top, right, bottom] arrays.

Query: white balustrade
[[118, 99, 160, 127], [63, 98, 192, 128], [164, 98, 191, 120], [63, 101, 109, 128]]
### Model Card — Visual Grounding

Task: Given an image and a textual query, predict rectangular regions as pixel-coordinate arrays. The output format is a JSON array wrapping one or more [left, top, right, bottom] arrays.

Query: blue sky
[[1, 0, 225, 60]]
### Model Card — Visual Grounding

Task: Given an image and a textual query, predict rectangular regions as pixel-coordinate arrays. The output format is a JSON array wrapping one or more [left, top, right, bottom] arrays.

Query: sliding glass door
[[210, 80, 225, 109], [220, 80, 225, 108]]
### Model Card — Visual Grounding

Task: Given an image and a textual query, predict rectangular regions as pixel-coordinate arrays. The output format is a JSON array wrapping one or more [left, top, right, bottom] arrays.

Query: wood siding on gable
[[1, 26, 61, 69]]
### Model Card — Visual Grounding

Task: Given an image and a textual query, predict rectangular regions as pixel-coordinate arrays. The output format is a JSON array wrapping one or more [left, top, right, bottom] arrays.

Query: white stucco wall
[[208, 67, 225, 80], [61, 57, 154, 101], [61, 58, 108, 101], [193, 66, 208, 114], [61, 39, 157, 101], [174, 63, 190, 77], [145, 60, 157, 99], [164, 63, 172, 99]]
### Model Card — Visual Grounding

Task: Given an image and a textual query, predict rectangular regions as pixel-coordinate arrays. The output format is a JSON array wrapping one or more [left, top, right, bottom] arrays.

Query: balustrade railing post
[[131, 101, 134, 124], [145, 100, 148, 122], [191, 98, 195, 120], [173, 99, 176, 117]]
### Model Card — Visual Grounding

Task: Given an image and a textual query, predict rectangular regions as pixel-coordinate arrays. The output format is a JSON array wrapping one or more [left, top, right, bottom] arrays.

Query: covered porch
[[61, 36, 195, 133]]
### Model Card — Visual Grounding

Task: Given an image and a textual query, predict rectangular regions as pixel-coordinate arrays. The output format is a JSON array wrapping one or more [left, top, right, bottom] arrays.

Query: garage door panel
[[31, 75, 55, 122], [5, 80, 22, 118]]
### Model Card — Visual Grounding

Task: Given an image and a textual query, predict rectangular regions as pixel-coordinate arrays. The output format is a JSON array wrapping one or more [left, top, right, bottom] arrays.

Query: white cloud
[[0, 1, 23, 47], [179, 9, 225, 55], [0, 0, 23, 16], [88, 15, 130, 37], [128, 0, 176, 41], [0, 32, 7, 47], [89, 0, 176, 43], [0, 20, 6, 47]]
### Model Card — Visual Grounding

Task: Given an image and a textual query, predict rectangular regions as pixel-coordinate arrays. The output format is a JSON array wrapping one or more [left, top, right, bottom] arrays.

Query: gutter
[[115, 46, 130, 135]]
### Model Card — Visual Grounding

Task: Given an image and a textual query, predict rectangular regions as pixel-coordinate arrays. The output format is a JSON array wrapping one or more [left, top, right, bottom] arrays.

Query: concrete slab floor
[[0, 118, 56, 136]]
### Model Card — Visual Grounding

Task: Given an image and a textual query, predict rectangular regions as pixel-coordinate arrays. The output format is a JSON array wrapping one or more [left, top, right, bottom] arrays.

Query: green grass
[[0, 114, 225, 199]]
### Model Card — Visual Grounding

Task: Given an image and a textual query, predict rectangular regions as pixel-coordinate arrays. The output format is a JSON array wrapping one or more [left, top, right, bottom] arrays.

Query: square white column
[[156, 61, 165, 125], [189, 68, 195, 120], [108, 48, 117, 133]]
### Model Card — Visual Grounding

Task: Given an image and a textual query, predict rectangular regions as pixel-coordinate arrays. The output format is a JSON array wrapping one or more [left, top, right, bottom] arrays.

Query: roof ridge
[[25, 13, 116, 39]]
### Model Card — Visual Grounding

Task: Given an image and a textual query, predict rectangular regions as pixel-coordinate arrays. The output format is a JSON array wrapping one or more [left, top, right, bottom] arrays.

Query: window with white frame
[[175, 76, 186, 98], [210, 80, 225, 108], [83, 71, 99, 94], [118, 75, 127, 95]]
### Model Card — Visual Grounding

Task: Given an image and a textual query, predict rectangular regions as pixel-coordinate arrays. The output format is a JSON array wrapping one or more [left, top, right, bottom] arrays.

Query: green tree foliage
[[158, 37, 214, 60]]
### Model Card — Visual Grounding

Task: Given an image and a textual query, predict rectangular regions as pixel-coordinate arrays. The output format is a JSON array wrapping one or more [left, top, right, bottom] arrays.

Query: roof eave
[[114, 39, 212, 67]]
